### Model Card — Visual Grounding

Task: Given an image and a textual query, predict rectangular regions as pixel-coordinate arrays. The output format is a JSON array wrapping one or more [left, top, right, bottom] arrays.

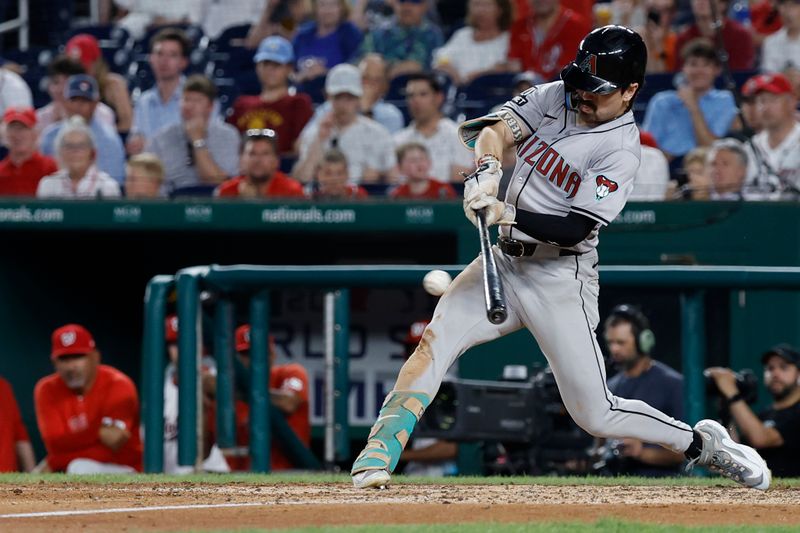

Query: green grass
[[193, 521, 800, 533], [0, 472, 798, 488]]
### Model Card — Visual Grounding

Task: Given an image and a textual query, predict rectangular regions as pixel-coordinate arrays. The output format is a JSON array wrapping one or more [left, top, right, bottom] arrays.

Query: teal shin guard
[[351, 391, 431, 475]]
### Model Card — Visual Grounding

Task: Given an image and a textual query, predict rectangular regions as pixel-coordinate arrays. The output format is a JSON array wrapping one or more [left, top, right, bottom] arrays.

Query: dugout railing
[[141, 264, 800, 474]]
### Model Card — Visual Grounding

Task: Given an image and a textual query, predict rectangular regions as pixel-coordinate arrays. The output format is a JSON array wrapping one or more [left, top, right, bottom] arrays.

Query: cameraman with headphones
[[706, 344, 800, 478], [599, 305, 686, 476]]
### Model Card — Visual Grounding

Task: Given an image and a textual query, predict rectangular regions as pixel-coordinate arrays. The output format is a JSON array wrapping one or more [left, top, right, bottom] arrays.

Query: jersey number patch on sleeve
[[595, 175, 618, 200]]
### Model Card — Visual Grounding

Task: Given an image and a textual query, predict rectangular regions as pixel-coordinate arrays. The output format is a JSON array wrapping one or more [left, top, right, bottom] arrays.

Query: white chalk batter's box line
[[0, 498, 410, 519]]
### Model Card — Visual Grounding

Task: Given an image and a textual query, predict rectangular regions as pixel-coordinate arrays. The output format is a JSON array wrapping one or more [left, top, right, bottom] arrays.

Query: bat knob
[[489, 308, 507, 325]]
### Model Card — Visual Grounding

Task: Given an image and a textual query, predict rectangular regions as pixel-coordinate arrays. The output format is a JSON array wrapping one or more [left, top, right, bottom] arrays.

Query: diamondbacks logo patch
[[579, 53, 598, 75], [595, 175, 618, 200]]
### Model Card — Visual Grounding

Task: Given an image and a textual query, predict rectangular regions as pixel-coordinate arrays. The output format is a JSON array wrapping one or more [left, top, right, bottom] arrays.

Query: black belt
[[498, 237, 582, 257]]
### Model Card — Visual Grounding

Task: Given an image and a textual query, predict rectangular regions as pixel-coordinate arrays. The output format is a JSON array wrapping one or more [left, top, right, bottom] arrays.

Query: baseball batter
[[352, 26, 771, 490]]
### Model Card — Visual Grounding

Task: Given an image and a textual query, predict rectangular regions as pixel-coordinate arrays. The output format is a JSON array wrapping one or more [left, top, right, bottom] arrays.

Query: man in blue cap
[[39, 74, 126, 184], [227, 36, 313, 157]]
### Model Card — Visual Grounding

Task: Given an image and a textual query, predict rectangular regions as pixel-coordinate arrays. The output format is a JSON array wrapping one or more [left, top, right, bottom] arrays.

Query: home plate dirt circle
[[1, 483, 799, 532]]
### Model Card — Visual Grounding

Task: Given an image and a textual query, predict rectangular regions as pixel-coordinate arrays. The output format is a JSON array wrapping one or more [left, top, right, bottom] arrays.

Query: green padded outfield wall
[[0, 199, 797, 459]]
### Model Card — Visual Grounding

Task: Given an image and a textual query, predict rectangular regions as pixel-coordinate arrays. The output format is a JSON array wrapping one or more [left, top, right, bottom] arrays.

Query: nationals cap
[[65, 74, 100, 100], [65, 34, 102, 72], [235, 324, 277, 353], [761, 344, 800, 366], [3, 106, 36, 128], [51, 324, 96, 359], [165, 314, 178, 343], [741, 73, 793, 98], [404, 320, 429, 345]]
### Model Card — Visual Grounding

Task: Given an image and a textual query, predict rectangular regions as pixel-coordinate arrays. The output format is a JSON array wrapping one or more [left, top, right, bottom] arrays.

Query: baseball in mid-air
[[422, 270, 452, 296]]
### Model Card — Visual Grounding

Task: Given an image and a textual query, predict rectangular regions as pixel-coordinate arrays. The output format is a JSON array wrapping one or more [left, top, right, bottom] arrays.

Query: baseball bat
[[476, 209, 508, 325]]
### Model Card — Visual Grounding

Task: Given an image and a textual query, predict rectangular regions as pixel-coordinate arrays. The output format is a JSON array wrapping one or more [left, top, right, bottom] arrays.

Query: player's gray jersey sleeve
[[499, 81, 564, 143], [570, 151, 640, 226], [458, 81, 564, 150]]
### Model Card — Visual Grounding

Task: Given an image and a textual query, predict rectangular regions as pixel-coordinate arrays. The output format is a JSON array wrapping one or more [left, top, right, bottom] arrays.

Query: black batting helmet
[[560, 25, 647, 95]]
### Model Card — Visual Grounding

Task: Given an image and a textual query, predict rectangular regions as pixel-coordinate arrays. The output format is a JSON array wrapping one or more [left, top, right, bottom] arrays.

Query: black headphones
[[607, 304, 656, 355]]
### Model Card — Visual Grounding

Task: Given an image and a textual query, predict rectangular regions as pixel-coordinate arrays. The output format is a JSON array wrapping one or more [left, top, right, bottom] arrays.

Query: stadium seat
[[361, 183, 390, 196], [65, 24, 130, 45], [214, 77, 240, 116], [455, 72, 516, 120], [296, 74, 326, 105], [170, 185, 217, 198], [209, 24, 253, 53]]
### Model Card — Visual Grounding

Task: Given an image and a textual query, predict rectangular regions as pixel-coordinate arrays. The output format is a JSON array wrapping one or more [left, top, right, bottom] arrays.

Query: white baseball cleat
[[691, 419, 771, 490], [352, 469, 390, 489]]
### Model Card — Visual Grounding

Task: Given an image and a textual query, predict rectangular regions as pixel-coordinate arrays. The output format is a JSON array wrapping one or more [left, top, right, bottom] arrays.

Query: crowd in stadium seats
[[0, 0, 799, 201]]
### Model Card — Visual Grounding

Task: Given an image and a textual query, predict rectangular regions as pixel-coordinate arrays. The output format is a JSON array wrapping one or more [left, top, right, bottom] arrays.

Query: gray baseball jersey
[[496, 81, 641, 253], [352, 81, 697, 485]]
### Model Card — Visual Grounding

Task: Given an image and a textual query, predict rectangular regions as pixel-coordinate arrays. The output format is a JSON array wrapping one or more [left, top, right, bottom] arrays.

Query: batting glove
[[463, 195, 516, 228], [463, 155, 503, 205]]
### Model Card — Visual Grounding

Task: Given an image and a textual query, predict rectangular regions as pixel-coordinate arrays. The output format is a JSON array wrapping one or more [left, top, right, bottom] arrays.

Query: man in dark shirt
[[706, 344, 800, 478], [602, 305, 685, 476]]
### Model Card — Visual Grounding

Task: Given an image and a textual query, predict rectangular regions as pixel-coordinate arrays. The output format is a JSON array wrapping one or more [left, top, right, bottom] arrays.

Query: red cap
[[235, 324, 251, 352], [235, 325, 276, 353], [65, 34, 101, 72], [51, 324, 96, 359], [165, 314, 178, 343], [742, 73, 793, 98], [3, 107, 36, 128], [405, 320, 429, 345]]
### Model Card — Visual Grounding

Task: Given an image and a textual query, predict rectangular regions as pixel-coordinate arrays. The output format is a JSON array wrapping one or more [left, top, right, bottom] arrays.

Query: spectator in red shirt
[[226, 36, 313, 156], [310, 148, 369, 199], [0, 376, 35, 472], [0, 107, 58, 196], [508, 0, 591, 80], [215, 129, 305, 198], [675, 0, 755, 71], [33, 324, 143, 474], [234, 325, 311, 471], [390, 142, 457, 200]]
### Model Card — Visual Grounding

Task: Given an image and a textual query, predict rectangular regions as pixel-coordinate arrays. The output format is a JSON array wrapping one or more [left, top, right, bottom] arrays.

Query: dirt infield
[[1, 482, 799, 532]]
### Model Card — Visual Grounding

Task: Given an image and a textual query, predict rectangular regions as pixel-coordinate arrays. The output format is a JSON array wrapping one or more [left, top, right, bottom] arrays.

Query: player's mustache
[[575, 99, 596, 110]]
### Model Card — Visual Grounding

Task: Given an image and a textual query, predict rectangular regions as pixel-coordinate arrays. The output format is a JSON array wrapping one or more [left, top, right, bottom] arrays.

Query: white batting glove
[[463, 195, 516, 228], [463, 155, 503, 205]]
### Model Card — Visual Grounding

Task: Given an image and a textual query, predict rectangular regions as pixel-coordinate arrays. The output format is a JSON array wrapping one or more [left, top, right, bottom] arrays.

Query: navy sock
[[684, 430, 703, 460]]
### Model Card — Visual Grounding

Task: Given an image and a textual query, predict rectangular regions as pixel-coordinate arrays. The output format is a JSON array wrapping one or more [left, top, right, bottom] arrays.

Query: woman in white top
[[36, 117, 122, 199], [432, 0, 513, 86]]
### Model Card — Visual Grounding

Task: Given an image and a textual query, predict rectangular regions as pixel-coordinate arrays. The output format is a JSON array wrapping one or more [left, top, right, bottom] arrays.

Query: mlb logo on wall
[[595, 175, 618, 200], [61, 331, 77, 347]]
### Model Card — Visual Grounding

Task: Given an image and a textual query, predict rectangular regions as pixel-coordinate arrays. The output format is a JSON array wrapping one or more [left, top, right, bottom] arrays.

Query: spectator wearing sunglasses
[[147, 75, 241, 192], [215, 129, 305, 198]]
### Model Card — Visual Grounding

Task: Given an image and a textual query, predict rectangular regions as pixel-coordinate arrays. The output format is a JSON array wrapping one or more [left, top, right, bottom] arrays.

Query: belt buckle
[[502, 238, 525, 257]]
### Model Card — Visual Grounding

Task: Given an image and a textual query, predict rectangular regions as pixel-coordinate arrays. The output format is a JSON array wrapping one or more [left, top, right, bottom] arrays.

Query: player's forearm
[[729, 402, 783, 448], [15, 441, 36, 472], [687, 107, 717, 147], [514, 209, 596, 247], [193, 150, 229, 184], [474, 123, 513, 163]]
